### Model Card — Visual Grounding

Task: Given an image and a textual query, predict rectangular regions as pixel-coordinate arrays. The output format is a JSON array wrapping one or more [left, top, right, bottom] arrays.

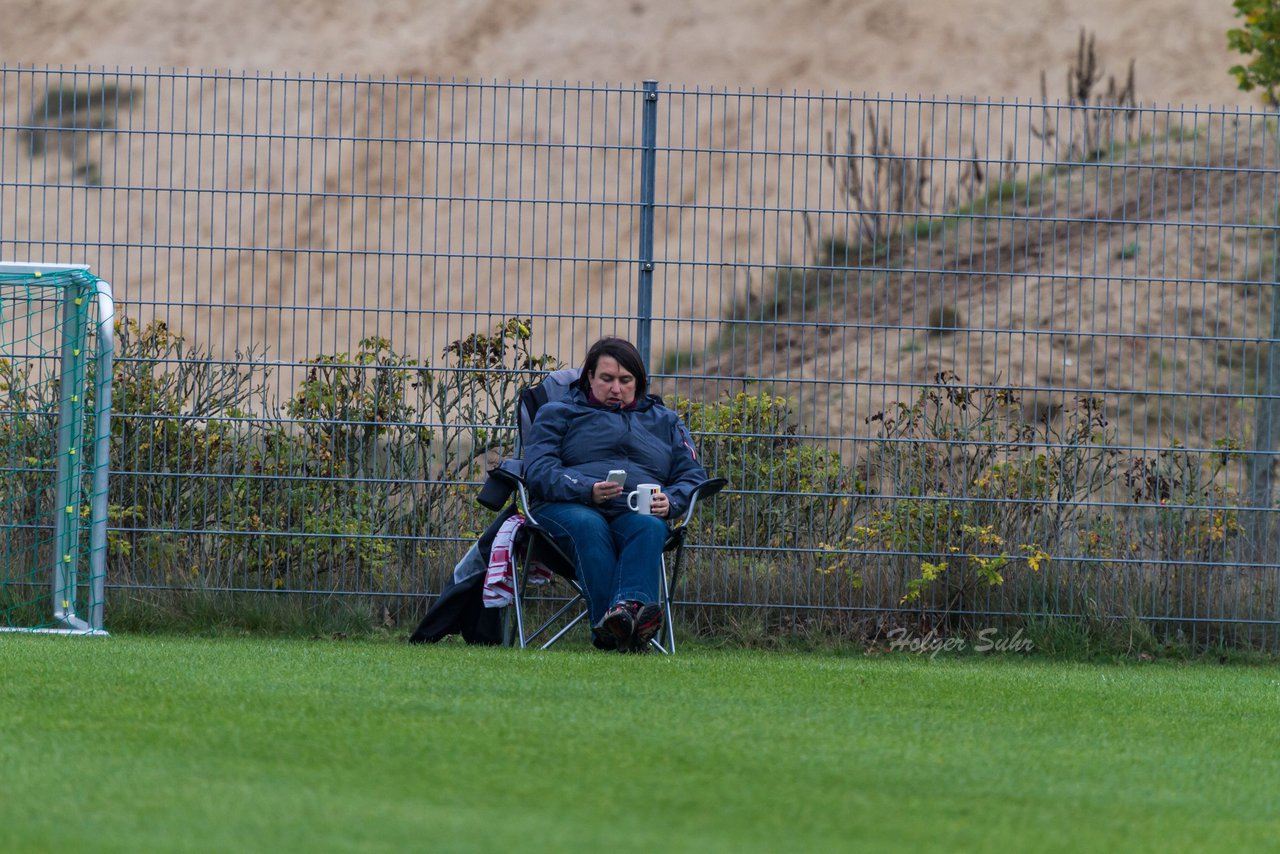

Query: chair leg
[[523, 592, 585, 646], [502, 604, 514, 647], [656, 553, 676, 655], [510, 555, 530, 649], [513, 552, 589, 650], [539, 607, 588, 650]]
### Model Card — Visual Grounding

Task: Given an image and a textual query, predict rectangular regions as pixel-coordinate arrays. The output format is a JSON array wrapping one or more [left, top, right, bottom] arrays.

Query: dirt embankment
[[690, 116, 1278, 456], [1, 0, 1270, 453]]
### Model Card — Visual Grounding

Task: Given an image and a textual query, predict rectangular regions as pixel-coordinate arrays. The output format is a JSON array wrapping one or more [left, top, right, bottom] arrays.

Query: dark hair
[[579, 337, 648, 398]]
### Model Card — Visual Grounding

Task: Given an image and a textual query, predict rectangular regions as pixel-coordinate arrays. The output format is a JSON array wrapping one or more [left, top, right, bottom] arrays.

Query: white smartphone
[[605, 469, 627, 486]]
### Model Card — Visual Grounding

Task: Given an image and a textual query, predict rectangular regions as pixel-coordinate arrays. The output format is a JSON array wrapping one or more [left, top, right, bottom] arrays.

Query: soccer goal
[[0, 262, 114, 635]]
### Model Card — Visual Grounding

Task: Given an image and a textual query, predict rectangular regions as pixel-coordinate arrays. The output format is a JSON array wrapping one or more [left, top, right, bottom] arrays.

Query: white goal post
[[0, 262, 114, 635]]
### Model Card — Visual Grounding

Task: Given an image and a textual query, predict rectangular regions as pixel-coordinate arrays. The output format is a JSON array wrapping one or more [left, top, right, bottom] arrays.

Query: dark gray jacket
[[523, 386, 708, 518]]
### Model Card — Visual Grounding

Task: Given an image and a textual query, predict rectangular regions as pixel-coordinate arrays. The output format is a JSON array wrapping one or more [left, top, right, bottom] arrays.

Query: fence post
[[1248, 255, 1280, 566], [636, 79, 659, 367]]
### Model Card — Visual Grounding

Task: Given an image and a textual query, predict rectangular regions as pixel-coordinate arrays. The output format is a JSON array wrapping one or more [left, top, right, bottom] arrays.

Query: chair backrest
[[515, 366, 668, 448], [515, 367, 581, 453], [478, 367, 582, 512]]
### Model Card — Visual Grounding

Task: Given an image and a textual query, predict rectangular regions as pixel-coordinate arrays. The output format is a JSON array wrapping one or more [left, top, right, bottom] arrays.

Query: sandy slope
[[0, 0, 1254, 106], [0, 0, 1271, 455]]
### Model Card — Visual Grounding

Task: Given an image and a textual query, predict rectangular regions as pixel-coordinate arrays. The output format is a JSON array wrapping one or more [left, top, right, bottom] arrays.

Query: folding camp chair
[[477, 368, 725, 653]]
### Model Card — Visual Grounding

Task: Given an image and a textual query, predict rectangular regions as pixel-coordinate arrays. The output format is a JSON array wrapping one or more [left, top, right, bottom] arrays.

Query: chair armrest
[[491, 458, 524, 486], [476, 459, 525, 511], [673, 477, 728, 529], [488, 459, 544, 526]]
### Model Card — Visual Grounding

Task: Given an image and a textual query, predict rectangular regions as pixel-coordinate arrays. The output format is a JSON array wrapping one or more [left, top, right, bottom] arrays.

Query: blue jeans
[[531, 502, 668, 626]]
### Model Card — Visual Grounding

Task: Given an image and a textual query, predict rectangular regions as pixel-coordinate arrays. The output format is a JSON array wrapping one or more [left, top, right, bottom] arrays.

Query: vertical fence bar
[[635, 80, 658, 366], [1248, 254, 1280, 564]]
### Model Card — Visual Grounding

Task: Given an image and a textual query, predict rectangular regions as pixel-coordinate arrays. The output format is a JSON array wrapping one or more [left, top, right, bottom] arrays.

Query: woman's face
[[588, 355, 637, 407]]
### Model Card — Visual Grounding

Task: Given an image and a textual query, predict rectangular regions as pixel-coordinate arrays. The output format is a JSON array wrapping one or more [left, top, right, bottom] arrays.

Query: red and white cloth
[[482, 513, 554, 608]]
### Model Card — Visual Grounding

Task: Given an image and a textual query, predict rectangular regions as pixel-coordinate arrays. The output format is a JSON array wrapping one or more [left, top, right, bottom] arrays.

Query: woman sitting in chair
[[523, 337, 708, 652]]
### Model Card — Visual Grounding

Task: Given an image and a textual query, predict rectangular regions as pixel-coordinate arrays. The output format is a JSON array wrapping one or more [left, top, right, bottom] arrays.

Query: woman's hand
[[591, 479, 624, 504], [592, 481, 670, 517]]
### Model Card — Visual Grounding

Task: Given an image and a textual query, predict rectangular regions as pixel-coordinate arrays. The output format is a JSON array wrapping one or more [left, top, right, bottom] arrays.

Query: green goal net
[[0, 263, 114, 635]]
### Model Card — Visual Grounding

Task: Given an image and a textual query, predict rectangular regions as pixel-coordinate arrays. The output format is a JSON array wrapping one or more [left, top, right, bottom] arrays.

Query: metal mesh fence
[[2, 66, 1277, 646]]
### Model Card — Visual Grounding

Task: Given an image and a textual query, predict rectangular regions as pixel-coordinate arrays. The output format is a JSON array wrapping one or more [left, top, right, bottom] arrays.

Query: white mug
[[627, 483, 662, 515]]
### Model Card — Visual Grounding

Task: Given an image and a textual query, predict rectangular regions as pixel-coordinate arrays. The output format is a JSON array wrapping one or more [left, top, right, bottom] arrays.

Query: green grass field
[[2, 636, 1278, 853]]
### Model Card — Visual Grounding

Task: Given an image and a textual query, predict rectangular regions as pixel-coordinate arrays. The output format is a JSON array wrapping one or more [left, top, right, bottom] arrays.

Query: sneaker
[[630, 602, 663, 652], [591, 630, 619, 651], [597, 601, 638, 648]]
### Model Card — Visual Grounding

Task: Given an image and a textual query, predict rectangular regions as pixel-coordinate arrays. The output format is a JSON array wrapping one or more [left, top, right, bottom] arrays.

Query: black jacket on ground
[[407, 509, 513, 645]]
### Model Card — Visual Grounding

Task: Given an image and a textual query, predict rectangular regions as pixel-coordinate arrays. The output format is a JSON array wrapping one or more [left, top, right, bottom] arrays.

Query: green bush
[[1121, 439, 1245, 561], [0, 357, 56, 526], [675, 391, 852, 552], [83, 318, 255, 580], [1228, 0, 1280, 107], [0, 356, 58, 598], [852, 375, 1126, 616], [96, 315, 558, 594], [5, 306, 1266, 647]]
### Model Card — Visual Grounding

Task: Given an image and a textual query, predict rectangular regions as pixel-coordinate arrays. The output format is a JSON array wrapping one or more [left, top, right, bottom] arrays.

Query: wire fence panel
[[1, 66, 1277, 648], [647, 88, 1280, 649]]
